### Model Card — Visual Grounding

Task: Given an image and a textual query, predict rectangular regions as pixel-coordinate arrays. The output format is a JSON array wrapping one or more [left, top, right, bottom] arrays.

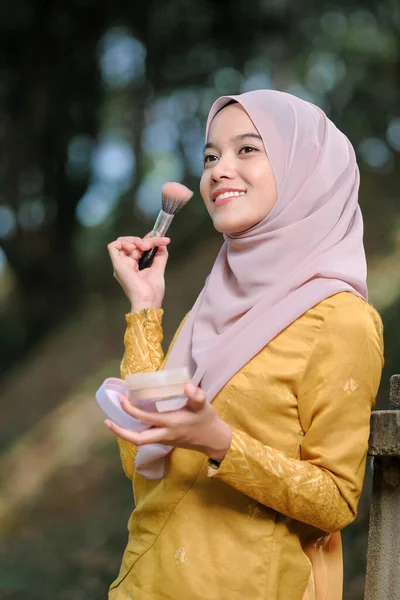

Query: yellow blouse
[[109, 292, 383, 600]]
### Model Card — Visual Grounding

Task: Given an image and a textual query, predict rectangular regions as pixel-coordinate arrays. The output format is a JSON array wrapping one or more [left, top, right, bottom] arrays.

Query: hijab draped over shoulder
[[137, 89, 367, 478], [166, 90, 366, 394]]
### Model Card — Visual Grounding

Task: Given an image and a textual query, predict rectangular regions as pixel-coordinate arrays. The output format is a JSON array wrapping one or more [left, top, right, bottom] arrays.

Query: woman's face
[[200, 103, 277, 235]]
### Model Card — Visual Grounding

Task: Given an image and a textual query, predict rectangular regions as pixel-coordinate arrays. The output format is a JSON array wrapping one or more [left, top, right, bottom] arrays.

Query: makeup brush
[[138, 181, 193, 270]]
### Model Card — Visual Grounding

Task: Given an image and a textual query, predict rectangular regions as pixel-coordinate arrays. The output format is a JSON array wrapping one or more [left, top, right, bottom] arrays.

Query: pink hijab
[[136, 89, 367, 478]]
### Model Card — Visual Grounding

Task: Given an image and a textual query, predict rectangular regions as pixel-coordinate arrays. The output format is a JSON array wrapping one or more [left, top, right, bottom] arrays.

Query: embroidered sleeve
[[209, 300, 384, 533], [117, 309, 190, 479], [120, 308, 165, 376], [117, 308, 164, 479]]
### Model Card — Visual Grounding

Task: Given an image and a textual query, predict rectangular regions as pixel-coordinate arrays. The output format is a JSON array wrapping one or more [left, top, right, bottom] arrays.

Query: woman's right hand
[[107, 235, 170, 313]]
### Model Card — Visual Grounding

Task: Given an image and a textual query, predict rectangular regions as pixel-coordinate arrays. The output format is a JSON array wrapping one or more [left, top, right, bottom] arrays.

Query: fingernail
[[104, 420, 113, 429]]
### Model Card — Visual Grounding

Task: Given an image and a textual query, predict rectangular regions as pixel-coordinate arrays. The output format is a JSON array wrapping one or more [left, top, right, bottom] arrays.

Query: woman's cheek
[[199, 171, 207, 193], [200, 174, 212, 213]]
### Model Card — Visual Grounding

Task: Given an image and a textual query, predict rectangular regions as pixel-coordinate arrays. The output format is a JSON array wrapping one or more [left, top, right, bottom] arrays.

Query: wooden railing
[[365, 374, 400, 599]]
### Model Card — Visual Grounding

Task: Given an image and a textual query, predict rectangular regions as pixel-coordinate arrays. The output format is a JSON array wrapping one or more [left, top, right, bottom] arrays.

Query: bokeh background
[[0, 1, 400, 598]]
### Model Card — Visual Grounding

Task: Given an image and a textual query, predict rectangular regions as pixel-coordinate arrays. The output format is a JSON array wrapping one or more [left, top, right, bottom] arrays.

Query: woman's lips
[[214, 191, 246, 207]]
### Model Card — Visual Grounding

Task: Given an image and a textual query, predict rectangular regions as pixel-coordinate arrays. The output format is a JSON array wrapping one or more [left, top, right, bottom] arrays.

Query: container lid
[[125, 367, 190, 390]]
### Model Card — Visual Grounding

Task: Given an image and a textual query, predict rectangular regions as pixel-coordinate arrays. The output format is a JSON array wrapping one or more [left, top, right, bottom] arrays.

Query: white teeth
[[214, 191, 245, 202]]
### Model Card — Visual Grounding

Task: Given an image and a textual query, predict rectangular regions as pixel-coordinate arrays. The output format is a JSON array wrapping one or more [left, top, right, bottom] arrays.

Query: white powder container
[[125, 367, 191, 413]]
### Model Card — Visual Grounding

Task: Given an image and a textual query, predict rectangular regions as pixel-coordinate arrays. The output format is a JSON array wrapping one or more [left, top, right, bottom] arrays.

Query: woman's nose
[[211, 155, 236, 181]]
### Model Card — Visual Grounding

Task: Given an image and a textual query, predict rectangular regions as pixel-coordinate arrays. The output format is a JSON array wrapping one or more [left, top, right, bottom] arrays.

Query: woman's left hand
[[105, 382, 232, 462]]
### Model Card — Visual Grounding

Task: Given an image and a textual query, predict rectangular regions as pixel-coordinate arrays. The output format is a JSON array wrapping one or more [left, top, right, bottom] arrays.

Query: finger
[[119, 395, 169, 426], [108, 238, 141, 252], [109, 237, 169, 255], [119, 240, 141, 251], [113, 236, 167, 252], [119, 241, 142, 261], [108, 245, 141, 277], [141, 237, 171, 251], [147, 245, 169, 276], [104, 420, 169, 446], [185, 383, 206, 411], [107, 240, 124, 257], [116, 236, 148, 249], [108, 241, 136, 262], [108, 239, 143, 263]]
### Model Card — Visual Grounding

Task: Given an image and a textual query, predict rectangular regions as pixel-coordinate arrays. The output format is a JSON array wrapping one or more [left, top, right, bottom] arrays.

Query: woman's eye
[[239, 145, 257, 154], [203, 154, 217, 164]]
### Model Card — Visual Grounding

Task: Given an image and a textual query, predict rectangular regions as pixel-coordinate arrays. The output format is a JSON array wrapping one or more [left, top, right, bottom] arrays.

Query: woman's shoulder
[[313, 291, 381, 323], [304, 291, 383, 345]]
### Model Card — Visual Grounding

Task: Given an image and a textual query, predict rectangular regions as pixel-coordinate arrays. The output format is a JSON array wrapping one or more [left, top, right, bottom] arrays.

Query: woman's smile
[[213, 189, 247, 207]]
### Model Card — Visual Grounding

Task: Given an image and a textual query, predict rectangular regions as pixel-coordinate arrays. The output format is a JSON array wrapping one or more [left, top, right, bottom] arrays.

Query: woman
[[105, 90, 384, 600]]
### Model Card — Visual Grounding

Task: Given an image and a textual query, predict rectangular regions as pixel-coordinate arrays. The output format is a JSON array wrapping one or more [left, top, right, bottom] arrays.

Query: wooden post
[[365, 375, 400, 599]]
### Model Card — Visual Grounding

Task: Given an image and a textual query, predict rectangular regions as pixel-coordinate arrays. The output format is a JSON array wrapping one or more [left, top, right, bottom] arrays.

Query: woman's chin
[[212, 217, 256, 235], [213, 222, 239, 235]]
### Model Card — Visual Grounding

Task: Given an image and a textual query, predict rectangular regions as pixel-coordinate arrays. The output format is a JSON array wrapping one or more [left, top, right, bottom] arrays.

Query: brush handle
[[138, 210, 174, 271], [138, 246, 158, 270]]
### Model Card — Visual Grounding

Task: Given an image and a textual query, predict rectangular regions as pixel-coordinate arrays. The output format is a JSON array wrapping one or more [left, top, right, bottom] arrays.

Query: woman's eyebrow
[[231, 133, 263, 143], [204, 133, 262, 152]]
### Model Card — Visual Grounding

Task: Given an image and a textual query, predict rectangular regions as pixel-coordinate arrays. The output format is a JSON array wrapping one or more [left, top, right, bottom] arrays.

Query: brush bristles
[[161, 182, 194, 215], [161, 194, 191, 215]]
